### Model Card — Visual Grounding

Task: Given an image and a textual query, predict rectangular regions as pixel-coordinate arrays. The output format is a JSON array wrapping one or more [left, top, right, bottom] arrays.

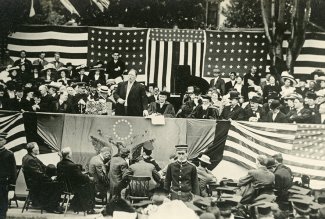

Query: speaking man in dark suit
[[209, 68, 225, 95], [113, 69, 149, 117], [220, 91, 245, 120], [265, 100, 288, 123]]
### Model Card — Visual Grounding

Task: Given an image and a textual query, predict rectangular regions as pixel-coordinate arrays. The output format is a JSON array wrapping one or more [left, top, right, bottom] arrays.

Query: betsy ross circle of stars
[[113, 119, 133, 141], [205, 32, 268, 77], [89, 28, 147, 74]]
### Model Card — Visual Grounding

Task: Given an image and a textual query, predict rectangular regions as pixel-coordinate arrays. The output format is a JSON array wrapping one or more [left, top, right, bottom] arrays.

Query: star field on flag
[[87, 27, 148, 74], [204, 31, 268, 77]]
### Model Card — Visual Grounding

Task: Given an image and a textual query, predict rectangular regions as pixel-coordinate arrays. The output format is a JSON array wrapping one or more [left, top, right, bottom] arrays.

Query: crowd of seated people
[[1, 50, 325, 123]]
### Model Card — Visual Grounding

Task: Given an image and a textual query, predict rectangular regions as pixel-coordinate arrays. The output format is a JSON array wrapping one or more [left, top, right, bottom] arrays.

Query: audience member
[[209, 68, 225, 96], [106, 50, 126, 80], [22, 142, 63, 213], [196, 155, 217, 197], [57, 147, 96, 214], [88, 146, 111, 198], [225, 71, 237, 94], [148, 91, 176, 117]]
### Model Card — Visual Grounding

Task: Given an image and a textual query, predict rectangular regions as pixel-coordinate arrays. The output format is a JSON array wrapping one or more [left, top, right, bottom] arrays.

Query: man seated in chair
[[22, 142, 63, 213], [57, 147, 96, 214], [237, 155, 275, 204], [88, 147, 111, 199], [129, 156, 161, 192]]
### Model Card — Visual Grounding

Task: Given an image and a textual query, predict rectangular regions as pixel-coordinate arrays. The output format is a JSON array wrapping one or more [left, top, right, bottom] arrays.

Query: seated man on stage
[[148, 91, 176, 118], [237, 155, 275, 204], [57, 147, 96, 214], [22, 142, 63, 213], [88, 147, 111, 199]]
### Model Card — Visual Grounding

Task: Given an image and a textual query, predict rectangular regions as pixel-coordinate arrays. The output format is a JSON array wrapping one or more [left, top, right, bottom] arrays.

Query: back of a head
[[61, 147, 72, 159], [143, 148, 152, 156], [26, 142, 37, 153], [207, 206, 221, 219], [256, 155, 267, 166], [102, 197, 135, 216]]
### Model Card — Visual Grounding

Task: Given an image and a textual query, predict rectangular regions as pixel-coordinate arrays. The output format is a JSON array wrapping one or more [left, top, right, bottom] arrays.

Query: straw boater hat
[[281, 71, 297, 86], [8, 66, 20, 72], [98, 85, 109, 93], [41, 63, 56, 72], [57, 67, 69, 73], [76, 64, 87, 71], [90, 64, 105, 72], [47, 81, 62, 89], [198, 154, 211, 164]]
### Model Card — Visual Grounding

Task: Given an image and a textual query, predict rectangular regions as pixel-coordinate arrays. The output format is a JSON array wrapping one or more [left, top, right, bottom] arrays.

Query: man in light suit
[[113, 69, 149, 117], [51, 52, 64, 71], [209, 68, 225, 95], [88, 147, 111, 198]]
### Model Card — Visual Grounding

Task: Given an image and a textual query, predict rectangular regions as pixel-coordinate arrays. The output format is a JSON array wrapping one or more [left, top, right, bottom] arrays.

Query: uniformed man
[[164, 144, 199, 202], [138, 141, 161, 171], [0, 132, 16, 219]]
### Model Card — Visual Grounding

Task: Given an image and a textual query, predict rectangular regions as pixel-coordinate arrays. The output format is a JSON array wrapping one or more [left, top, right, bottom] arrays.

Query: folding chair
[[8, 165, 21, 208]]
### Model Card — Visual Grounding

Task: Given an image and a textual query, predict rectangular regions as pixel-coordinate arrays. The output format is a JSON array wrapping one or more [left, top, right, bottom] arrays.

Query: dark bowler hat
[[66, 62, 73, 67], [306, 91, 317, 100], [250, 96, 262, 104], [175, 144, 188, 151], [267, 92, 279, 100], [229, 91, 240, 100], [270, 100, 281, 110]]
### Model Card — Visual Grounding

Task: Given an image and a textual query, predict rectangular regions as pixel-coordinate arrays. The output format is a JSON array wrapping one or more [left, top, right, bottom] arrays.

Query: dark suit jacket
[[113, 81, 148, 116], [75, 74, 90, 84], [225, 80, 236, 94], [221, 105, 245, 120], [57, 158, 89, 187], [40, 94, 54, 112], [14, 58, 32, 71], [22, 153, 48, 185], [243, 73, 261, 86], [286, 108, 312, 124], [50, 100, 74, 113], [106, 59, 125, 79], [88, 73, 106, 86], [51, 61, 65, 71], [265, 111, 288, 123], [242, 105, 267, 121], [209, 78, 225, 95]]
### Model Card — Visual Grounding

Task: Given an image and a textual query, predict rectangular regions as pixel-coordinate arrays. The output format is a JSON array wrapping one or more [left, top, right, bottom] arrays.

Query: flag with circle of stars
[[204, 31, 268, 77], [87, 27, 148, 75]]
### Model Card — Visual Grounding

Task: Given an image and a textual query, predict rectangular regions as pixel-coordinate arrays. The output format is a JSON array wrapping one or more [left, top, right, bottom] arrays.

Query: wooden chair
[[126, 176, 151, 204], [8, 165, 22, 208]]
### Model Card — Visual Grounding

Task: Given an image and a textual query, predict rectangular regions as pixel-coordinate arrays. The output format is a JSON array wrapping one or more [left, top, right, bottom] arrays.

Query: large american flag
[[204, 31, 268, 77], [0, 112, 27, 152], [7, 25, 88, 65], [266, 32, 325, 79], [224, 121, 325, 186], [87, 27, 148, 81], [148, 28, 205, 91]]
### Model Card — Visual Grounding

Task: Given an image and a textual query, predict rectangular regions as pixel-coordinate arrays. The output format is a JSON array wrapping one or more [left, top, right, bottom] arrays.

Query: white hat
[[57, 67, 69, 72], [98, 85, 109, 93], [41, 63, 56, 72], [76, 64, 87, 70], [281, 71, 297, 86], [198, 154, 211, 164]]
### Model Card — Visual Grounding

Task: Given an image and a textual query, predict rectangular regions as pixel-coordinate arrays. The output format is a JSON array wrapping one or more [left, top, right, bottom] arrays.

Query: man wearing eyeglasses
[[164, 145, 199, 202]]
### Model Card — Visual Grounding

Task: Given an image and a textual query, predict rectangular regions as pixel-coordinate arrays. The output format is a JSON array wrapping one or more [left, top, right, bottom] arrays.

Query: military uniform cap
[[175, 144, 188, 150], [143, 141, 154, 150]]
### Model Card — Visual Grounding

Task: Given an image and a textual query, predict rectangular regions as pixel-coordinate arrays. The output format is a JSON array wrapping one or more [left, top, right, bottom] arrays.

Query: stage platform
[[7, 201, 103, 219]]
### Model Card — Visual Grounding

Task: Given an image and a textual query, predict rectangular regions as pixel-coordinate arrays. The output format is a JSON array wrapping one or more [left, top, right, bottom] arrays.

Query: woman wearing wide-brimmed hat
[[40, 63, 57, 83], [56, 67, 71, 85], [280, 71, 297, 97], [75, 64, 90, 84]]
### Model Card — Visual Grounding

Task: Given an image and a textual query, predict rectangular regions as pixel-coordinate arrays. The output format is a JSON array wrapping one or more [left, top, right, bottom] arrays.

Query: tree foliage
[[222, 0, 263, 28]]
